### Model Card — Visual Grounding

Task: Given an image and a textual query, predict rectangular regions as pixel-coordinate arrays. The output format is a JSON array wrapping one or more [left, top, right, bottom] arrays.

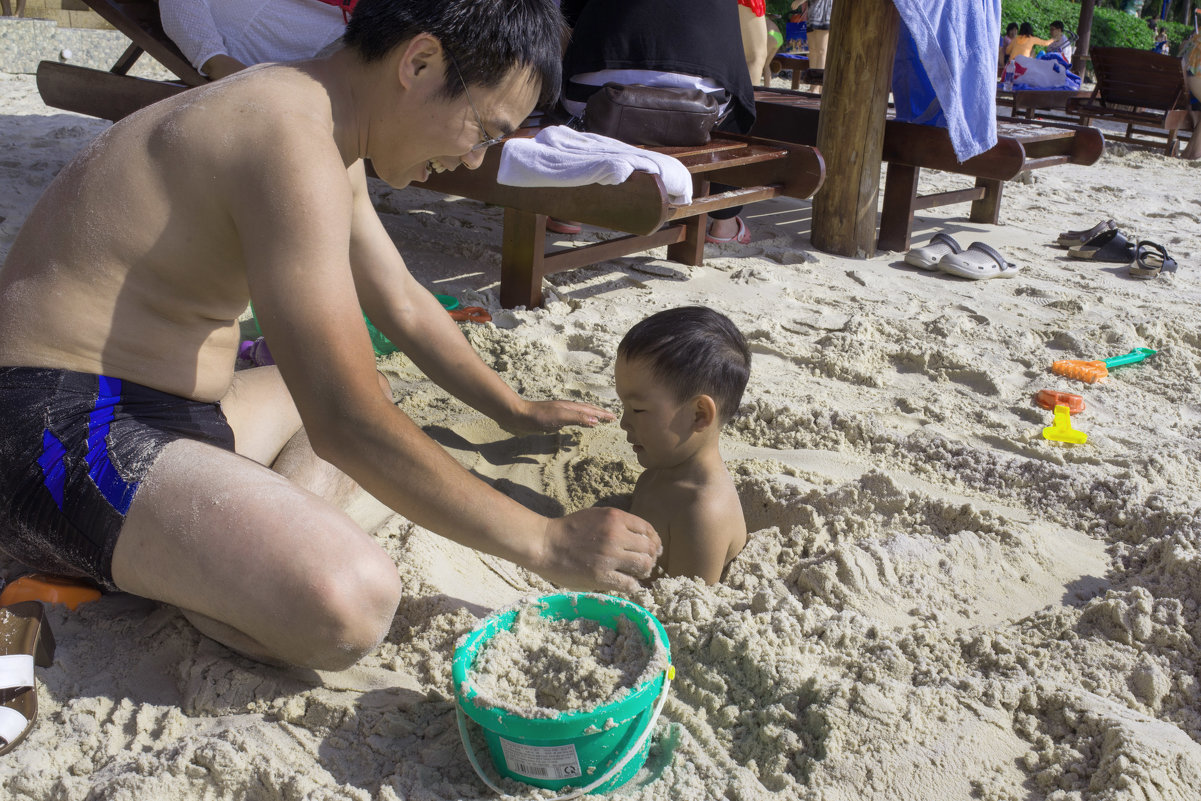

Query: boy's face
[[615, 356, 702, 469]]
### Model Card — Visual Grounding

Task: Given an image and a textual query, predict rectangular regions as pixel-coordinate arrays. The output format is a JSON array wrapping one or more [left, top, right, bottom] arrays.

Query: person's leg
[[1182, 75, 1201, 160], [808, 28, 829, 94], [738, 6, 769, 86], [763, 20, 783, 86], [0, 1, 11, 17], [111, 367, 402, 669]]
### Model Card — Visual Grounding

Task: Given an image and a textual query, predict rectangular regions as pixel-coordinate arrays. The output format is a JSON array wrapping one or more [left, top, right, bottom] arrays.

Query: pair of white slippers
[[904, 233, 1019, 280]]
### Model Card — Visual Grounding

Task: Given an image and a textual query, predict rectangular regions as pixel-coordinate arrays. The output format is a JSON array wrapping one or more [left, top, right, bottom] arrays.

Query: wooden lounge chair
[[417, 129, 825, 308], [751, 87, 1105, 252], [36, 0, 204, 123], [1065, 47, 1194, 156], [36, 0, 826, 309]]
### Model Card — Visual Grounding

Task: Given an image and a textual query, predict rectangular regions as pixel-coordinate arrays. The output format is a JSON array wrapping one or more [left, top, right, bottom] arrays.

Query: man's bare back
[[0, 0, 661, 669]]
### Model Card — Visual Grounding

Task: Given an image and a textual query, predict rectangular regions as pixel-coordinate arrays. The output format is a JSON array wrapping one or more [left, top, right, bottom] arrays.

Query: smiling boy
[[0, 0, 660, 669], [615, 307, 750, 585]]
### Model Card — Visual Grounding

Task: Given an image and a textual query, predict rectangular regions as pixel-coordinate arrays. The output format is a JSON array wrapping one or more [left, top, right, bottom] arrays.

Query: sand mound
[[2, 70, 1201, 799]]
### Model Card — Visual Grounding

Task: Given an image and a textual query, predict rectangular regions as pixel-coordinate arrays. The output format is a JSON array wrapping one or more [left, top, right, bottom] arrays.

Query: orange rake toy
[[1051, 347, 1156, 384]]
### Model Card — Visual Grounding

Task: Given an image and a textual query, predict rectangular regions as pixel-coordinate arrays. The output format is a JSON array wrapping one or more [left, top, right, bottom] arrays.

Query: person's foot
[[705, 216, 751, 244]]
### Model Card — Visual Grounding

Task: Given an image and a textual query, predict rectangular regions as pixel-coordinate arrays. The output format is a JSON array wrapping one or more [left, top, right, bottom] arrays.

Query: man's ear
[[396, 33, 443, 91], [692, 395, 718, 432]]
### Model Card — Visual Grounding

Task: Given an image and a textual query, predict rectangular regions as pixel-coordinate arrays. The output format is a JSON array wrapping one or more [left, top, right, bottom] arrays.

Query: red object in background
[[1035, 389, 1085, 415]]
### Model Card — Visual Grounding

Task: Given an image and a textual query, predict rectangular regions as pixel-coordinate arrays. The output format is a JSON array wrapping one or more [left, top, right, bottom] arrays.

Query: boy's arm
[[345, 164, 613, 433], [664, 495, 741, 586]]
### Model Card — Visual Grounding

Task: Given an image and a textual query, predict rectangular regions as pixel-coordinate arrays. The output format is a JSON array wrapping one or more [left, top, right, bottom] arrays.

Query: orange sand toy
[[1035, 389, 1085, 414], [1042, 404, 1088, 444], [1050, 360, 1109, 384], [0, 574, 101, 610], [1051, 347, 1157, 385]]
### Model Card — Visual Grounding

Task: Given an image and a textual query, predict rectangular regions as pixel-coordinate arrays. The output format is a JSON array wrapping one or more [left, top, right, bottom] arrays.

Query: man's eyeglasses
[[445, 49, 507, 152]]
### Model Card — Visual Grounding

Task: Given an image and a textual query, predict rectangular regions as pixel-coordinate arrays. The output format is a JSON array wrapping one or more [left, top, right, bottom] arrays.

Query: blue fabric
[[891, 0, 1001, 162], [85, 375, 138, 515], [1010, 52, 1081, 91]]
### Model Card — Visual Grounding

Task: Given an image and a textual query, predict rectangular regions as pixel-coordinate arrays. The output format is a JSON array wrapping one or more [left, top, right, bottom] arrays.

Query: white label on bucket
[[499, 738, 582, 781]]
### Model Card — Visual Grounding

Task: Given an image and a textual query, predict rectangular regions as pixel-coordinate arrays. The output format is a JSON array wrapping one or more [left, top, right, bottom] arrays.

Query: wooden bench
[[36, 0, 826, 309], [751, 87, 1105, 252], [1064, 47, 1194, 156], [417, 129, 824, 308], [769, 53, 823, 91], [36, 0, 204, 123], [997, 88, 1092, 123]]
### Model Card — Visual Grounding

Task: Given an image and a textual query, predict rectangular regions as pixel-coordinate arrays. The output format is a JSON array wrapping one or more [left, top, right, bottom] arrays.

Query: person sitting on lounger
[[0, 0, 661, 670], [160, 0, 353, 79], [1004, 22, 1051, 63], [1045, 20, 1075, 64], [616, 306, 750, 585]]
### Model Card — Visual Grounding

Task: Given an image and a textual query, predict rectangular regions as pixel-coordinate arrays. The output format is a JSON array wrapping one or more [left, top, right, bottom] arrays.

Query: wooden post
[[810, 0, 900, 258], [1073, 0, 1096, 76]]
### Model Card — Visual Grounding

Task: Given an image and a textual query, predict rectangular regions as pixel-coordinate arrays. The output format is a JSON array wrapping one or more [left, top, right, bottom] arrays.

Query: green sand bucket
[[453, 593, 673, 798], [251, 296, 464, 358]]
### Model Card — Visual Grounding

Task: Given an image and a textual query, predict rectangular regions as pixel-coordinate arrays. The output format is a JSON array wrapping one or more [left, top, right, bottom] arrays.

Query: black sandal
[[1129, 241, 1178, 279], [1066, 228, 1136, 262], [1056, 219, 1116, 248]]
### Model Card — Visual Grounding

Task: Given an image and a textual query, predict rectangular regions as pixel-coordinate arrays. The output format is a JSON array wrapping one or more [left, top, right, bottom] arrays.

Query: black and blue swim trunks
[[0, 367, 236, 591]]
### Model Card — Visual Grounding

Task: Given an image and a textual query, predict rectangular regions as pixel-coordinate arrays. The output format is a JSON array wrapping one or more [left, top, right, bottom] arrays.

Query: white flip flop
[[904, 232, 964, 270], [938, 242, 1019, 280]]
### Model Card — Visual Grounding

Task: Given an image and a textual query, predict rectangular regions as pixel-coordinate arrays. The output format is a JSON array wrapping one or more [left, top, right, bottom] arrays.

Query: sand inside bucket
[[466, 605, 665, 719]]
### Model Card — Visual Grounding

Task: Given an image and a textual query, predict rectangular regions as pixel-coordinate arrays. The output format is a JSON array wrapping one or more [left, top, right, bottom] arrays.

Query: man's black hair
[[1019, 22, 1035, 36], [1006, 22, 1019, 34], [618, 306, 751, 424], [344, 0, 564, 107], [1049, 20, 1064, 31]]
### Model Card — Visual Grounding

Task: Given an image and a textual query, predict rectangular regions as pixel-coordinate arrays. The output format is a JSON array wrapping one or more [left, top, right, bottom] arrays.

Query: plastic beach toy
[[1043, 404, 1087, 444], [1051, 347, 1156, 384], [453, 592, 672, 798], [1035, 389, 1085, 414], [0, 574, 101, 611]]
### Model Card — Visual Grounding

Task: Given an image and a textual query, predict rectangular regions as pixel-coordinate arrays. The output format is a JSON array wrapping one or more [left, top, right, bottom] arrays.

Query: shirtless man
[[0, 0, 660, 669]]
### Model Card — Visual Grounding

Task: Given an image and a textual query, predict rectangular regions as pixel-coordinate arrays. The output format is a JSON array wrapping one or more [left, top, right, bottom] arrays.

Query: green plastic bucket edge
[[453, 592, 671, 792]]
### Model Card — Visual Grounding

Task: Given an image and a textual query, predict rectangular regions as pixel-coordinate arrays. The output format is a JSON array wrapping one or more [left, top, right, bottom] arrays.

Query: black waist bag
[[583, 83, 723, 147]]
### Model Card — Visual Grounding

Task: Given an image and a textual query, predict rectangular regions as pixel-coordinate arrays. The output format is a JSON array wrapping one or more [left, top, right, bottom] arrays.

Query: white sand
[[2, 68, 1201, 799]]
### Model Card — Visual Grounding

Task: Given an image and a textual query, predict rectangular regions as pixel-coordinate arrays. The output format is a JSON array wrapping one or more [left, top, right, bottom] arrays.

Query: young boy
[[615, 307, 751, 585]]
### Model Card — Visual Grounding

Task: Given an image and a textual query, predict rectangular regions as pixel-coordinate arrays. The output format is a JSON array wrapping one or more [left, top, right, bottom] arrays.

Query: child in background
[[615, 307, 750, 585]]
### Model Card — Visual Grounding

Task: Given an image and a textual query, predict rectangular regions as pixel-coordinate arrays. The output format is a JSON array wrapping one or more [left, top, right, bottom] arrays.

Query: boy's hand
[[537, 508, 661, 593], [501, 399, 615, 433]]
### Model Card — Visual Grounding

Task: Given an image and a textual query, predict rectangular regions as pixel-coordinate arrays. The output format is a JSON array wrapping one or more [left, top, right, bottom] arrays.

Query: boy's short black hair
[[344, 0, 564, 107], [618, 306, 751, 423], [1049, 20, 1064, 32], [1019, 22, 1035, 37], [1006, 22, 1019, 34]]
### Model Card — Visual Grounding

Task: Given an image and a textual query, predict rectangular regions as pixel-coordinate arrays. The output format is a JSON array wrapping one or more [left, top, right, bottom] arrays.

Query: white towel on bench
[[497, 126, 693, 205]]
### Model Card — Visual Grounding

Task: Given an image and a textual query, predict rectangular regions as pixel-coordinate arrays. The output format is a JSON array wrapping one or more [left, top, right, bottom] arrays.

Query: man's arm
[[345, 164, 613, 432], [227, 131, 655, 591]]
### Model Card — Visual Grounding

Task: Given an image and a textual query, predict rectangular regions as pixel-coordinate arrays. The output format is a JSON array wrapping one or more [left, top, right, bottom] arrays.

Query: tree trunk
[[810, 0, 900, 258], [1073, 0, 1097, 76]]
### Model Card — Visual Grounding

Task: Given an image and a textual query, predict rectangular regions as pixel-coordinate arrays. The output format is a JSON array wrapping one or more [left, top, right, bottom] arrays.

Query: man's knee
[[298, 549, 402, 670]]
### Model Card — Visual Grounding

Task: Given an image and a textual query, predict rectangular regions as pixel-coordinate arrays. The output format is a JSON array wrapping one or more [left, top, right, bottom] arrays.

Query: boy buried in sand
[[615, 307, 750, 585]]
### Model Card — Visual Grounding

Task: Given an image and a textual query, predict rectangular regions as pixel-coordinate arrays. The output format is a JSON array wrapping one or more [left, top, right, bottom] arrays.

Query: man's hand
[[536, 508, 661, 594], [501, 399, 616, 434]]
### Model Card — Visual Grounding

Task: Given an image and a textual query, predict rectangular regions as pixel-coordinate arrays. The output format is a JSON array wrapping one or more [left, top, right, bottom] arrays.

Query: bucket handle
[[456, 670, 672, 800]]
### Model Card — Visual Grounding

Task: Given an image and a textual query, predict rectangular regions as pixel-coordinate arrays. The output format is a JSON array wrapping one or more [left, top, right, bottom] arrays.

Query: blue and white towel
[[891, 0, 1001, 162], [497, 126, 693, 205]]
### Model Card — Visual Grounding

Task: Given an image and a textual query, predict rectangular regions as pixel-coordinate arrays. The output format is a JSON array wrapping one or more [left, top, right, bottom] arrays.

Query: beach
[[2, 58, 1201, 800]]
